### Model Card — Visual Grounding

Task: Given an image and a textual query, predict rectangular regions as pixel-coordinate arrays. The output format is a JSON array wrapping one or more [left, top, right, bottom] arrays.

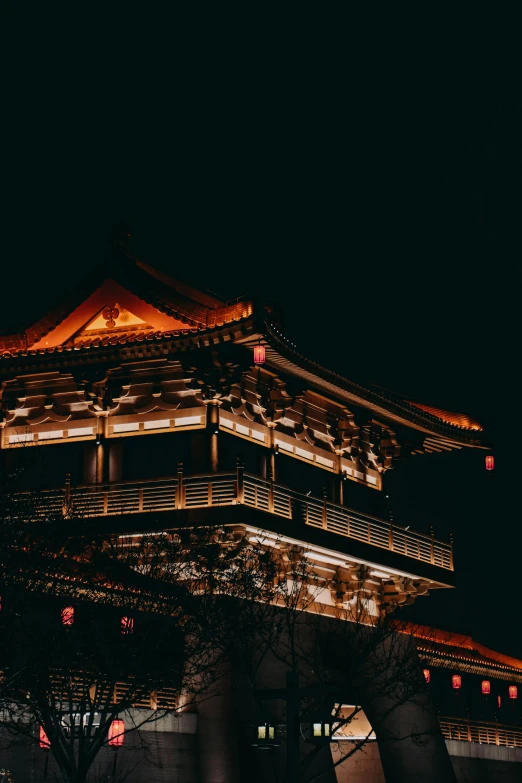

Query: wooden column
[[109, 439, 122, 483], [208, 403, 219, 473], [337, 452, 344, 506], [259, 450, 268, 479], [83, 442, 97, 485], [267, 423, 276, 483], [96, 416, 109, 484]]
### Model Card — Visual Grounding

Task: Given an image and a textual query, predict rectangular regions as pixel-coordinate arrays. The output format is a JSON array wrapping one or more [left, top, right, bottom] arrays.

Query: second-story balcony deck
[[29, 465, 454, 584]]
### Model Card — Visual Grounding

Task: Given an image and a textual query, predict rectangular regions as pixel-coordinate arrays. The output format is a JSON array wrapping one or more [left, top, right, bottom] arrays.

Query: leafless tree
[[0, 466, 278, 783], [1, 462, 438, 783]]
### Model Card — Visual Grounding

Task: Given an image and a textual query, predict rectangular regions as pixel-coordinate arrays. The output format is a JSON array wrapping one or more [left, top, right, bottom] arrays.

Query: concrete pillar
[[302, 745, 338, 783], [362, 634, 457, 783], [196, 678, 242, 783]]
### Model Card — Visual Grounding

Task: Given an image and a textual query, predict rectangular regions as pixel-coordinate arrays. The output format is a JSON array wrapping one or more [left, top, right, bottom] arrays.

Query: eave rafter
[[237, 321, 488, 456]]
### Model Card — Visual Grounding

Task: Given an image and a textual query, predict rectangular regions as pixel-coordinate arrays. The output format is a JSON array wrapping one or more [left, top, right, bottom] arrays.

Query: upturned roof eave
[[246, 321, 488, 449], [0, 259, 253, 354]]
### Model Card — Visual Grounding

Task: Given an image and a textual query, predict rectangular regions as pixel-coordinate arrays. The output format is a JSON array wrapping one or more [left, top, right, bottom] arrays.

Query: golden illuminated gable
[[82, 304, 150, 333]]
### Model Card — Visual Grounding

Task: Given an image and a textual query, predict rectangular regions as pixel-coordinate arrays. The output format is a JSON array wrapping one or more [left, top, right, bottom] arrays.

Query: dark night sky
[[0, 10, 517, 654]]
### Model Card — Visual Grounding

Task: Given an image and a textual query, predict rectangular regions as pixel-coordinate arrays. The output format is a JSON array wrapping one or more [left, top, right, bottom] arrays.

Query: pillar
[[267, 424, 276, 483], [328, 474, 339, 504], [258, 451, 268, 479], [337, 453, 345, 506], [196, 674, 242, 783], [361, 633, 457, 783], [96, 416, 109, 484], [83, 442, 97, 485], [109, 440, 122, 482], [207, 403, 219, 473]]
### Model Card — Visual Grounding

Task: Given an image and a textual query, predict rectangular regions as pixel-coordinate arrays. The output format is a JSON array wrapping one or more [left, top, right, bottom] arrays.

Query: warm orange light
[[509, 685, 518, 700], [40, 725, 50, 750], [485, 455, 494, 471], [61, 606, 74, 626], [498, 695, 502, 708], [423, 668, 430, 683], [482, 680, 491, 695], [121, 616, 134, 635], [253, 344, 266, 364], [108, 719, 125, 747], [452, 674, 461, 690]]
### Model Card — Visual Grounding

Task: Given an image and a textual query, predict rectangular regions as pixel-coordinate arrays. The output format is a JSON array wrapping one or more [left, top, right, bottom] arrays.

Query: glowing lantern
[[253, 344, 266, 365], [121, 616, 134, 635], [108, 719, 125, 747], [423, 669, 431, 683], [452, 674, 461, 690], [498, 695, 502, 708], [482, 680, 491, 695], [485, 455, 494, 471], [61, 606, 74, 626], [509, 685, 518, 700], [39, 725, 50, 750]]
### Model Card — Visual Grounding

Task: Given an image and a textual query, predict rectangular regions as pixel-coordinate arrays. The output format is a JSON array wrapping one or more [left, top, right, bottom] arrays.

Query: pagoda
[[1, 232, 515, 783]]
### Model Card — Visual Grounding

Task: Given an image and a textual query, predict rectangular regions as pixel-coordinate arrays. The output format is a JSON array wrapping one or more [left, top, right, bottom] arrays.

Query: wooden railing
[[30, 465, 453, 571], [440, 717, 522, 748]]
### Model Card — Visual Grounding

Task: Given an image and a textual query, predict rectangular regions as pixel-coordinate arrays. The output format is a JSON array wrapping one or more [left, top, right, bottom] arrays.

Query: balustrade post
[[449, 532, 454, 570], [495, 720, 499, 746], [322, 486, 328, 529], [236, 458, 244, 504], [430, 525, 435, 564], [177, 462, 184, 509]]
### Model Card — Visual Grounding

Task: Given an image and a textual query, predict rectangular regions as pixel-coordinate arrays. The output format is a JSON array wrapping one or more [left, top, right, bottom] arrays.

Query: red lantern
[[121, 616, 134, 635], [423, 668, 430, 683], [253, 344, 266, 365], [452, 674, 461, 690], [498, 695, 502, 709], [485, 455, 494, 471], [108, 719, 125, 747], [482, 680, 491, 695], [39, 725, 50, 750], [61, 606, 74, 626], [509, 685, 518, 700]]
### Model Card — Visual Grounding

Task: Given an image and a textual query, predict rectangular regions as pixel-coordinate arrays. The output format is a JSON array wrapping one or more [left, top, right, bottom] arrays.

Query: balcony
[[28, 465, 454, 575], [440, 717, 522, 748]]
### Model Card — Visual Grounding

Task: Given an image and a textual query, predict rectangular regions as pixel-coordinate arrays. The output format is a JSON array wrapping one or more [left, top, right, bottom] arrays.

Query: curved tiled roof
[[405, 402, 482, 432], [259, 321, 487, 447], [0, 243, 488, 449], [0, 252, 253, 355], [402, 624, 522, 681]]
